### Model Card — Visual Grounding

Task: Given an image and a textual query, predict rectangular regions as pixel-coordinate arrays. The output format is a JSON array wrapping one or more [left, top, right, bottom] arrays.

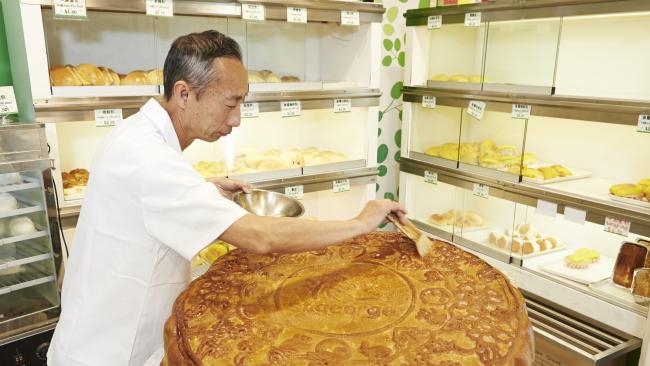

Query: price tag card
[[564, 206, 586, 225], [285, 185, 304, 200], [94, 108, 123, 127], [427, 15, 442, 29], [54, 0, 87, 18], [535, 199, 557, 218], [467, 100, 486, 121], [473, 183, 489, 198], [281, 101, 301, 117], [334, 99, 352, 113], [512, 104, 531, 119], [0, 86, 18, 116], [638, 115, 650, 133], [333, 179, 351, 193], [424, 170, 438, 184], [604, 217, 631, 237], [422, 95, 436, 109], [464, 12, 481, 27], [242, 3, 265, 21], [146, 0, 173, 17], [341, 10, 360, 26], [241, 102, 259, 118], [287, 7, 307, 23]]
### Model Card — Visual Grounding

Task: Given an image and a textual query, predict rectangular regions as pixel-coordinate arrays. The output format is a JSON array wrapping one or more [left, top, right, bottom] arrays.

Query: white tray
[[609, 194, 650, 209], [540, 256, 616, 285], [523, 165, 592, 185], [589, 279, 637, 305]]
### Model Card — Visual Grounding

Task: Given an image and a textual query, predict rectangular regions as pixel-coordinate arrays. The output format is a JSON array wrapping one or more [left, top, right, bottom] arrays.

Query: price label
[[333, 179, 351, 193], [94, 108, 123, 127], [54, 0, 87, 18], [341, 10, 360, 26], [638, 115, 650, 133], [604, 217, 631, 237], [512, 104, 531, 119], [464, 12, 481, 27], [240, 102, 259, 118], [473, 183, 489, 198], [564, 207, 586, 225], [467, 100, 486, 121], [427, 15, 442, 29], [535, 199, 557, 218], [422, 95, 436, 109], [146, 0, 173, 17], [242, 4, 265, 21], [287, 7, 307, 23], [334, 99, 352, 113], [281, 101, 301, 117], [424, 170, 438, 184], [0, 87, 18, 116], [284, 185, 304, 199]]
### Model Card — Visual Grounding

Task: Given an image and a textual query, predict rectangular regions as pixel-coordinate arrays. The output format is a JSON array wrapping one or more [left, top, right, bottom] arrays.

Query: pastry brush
[[387, 214, 433, 257]]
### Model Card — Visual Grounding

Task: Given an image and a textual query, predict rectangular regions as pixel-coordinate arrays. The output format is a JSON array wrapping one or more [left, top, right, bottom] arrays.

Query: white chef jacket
[[48, 99, 247, 366]]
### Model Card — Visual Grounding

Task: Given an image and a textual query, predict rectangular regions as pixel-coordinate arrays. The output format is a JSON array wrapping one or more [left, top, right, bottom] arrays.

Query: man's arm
[[219, 199, 406, 254]]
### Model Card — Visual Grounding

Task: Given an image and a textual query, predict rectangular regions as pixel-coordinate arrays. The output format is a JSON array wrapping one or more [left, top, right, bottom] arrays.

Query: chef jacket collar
[[140, 98, 182, 154]]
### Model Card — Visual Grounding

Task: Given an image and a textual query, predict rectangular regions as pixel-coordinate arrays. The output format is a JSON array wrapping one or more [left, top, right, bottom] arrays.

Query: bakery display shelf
[[589, 279, 647, 314], [0, 229, 48, 247], [0, 179, 41, 195], [523, 166, 592, 185], [609, 195, 650, 210], [0, 271, 55, 296], [402, 86, 650, 126], [51, 85, 161, 99], [540, 255, 616, 285], [411, 217, 454, 241], [458, 162, 520, 183], [0, 198, 44, 220], [404, 0, 650, 26], [408, 152, 458, 169], [401, 158, 650, 236], [0, 250, 53, 272], [57, 166, 379, 218]]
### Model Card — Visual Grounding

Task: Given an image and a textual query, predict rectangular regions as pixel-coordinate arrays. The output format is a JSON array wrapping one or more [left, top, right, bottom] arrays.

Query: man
[[48, 30, 406, 366]]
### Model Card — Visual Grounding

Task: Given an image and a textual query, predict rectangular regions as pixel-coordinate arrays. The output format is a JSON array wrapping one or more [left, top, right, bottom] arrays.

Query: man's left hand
[[209, 177, 252, 199]]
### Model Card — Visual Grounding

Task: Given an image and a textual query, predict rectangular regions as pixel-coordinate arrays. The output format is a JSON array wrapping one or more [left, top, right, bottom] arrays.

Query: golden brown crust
[[164, 232, 533, 366]]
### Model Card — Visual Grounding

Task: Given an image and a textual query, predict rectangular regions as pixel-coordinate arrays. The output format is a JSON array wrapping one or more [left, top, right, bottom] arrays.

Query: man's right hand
[[355, 199, 407, 232]]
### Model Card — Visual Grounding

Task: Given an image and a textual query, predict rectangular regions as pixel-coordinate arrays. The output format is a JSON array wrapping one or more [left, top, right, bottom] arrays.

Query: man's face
[[186, 58, 248, 142]]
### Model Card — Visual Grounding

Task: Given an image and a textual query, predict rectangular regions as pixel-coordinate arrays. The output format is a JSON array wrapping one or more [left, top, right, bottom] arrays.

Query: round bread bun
[[0, 173, 22, 186], [121, 71, 148, 86], [50, 66, 82, 86], [256, 160, 286, 172], [281, 75, 300, 82], [75, 64, 108, 86], [610, 184, 644, 198], [146, 69, 164, 85], [0, 193, 18, 213], [264, 73, 281, 83], [9, 217, 36, 237]]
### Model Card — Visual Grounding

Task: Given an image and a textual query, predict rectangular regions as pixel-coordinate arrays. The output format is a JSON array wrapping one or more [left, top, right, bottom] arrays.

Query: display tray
[[0, 267, 55, 295], [0, 228, 48, 247], [461, 228, 567, 259], [522, 166, 592, 185], [540, 256, 616, 285], [0, 198, 44, 220], [52, 85, 161, 98], [0, 253, 52, 272], [248, 81, 323, 93], [609, 194, 650, 209], [0, 177, 40, 194]]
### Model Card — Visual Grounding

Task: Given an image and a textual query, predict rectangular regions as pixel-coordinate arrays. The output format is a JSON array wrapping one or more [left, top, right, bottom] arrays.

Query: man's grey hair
[[163, 30, 242, 100]]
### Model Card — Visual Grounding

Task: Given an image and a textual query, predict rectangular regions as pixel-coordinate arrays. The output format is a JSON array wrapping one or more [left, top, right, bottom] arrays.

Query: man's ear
[[173, 81, 190, 108]]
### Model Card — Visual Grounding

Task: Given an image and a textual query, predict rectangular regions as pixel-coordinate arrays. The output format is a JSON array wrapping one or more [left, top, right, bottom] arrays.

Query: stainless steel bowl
[[233, 189, 305, 218]]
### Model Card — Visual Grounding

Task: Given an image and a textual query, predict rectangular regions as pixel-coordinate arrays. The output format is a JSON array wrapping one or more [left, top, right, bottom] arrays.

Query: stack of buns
[[0, 173, 22, 186], [230, 147, 347, 175], [610, 178, 650, 202], [248, 69, 300, 83], [62, 168, 89, 197], [50, 64, 163, 86], [488, 223, 563, 255], [427, 209, 486, 228], [192, 161, 227, 179]]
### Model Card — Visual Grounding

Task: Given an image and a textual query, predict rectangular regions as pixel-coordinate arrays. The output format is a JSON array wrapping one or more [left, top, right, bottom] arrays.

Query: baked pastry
[[247, 70, 265, 83], [431, 74, 450, 81], [469, 75, 482, 83], [146, 69, 164, 85], [259, 70, 281, 83], [565, 254, 591, 269], [538, 166, 559, 180], [120, 71, 148, 86], [9, 217, 36, 236], [99, 67, 120, 86], [610, 184, 645, 198], [50, 65, 83, 86], [638, 178, 650, 186], [632, 269, 650, 303], [281, 75, 301, 82], [521, 240, 540, 255], [0, 193, 18, 213], [522, 167, 544, 180], [551, 165, 572, 177], [613, 242, 647, 288], [497, 145, 517, 157], [75, 64, 108, 86], [450, 74, 469, 82], [163, 232, 533, 366]]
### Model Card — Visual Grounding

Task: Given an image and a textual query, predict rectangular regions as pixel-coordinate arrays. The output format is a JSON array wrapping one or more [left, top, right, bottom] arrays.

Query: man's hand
[[209, 177, 252, 199], [354, 199, 407, 232]]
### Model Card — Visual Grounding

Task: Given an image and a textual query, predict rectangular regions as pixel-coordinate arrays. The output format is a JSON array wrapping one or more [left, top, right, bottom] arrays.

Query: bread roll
[[50, 66, 82, 86], [264, 73, 281, 83], [146, 69, 164, 85], [610, 184, 644, 198], [9, 217, 36, 236], [0, 193, 18, 213], [0, 173, 22, 186], [121, 71, 148, 86], [247, 70, 264, 83], [521, 240, 540, 255], [75, 64, 108, 86], [281, 75, 300, 82]]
